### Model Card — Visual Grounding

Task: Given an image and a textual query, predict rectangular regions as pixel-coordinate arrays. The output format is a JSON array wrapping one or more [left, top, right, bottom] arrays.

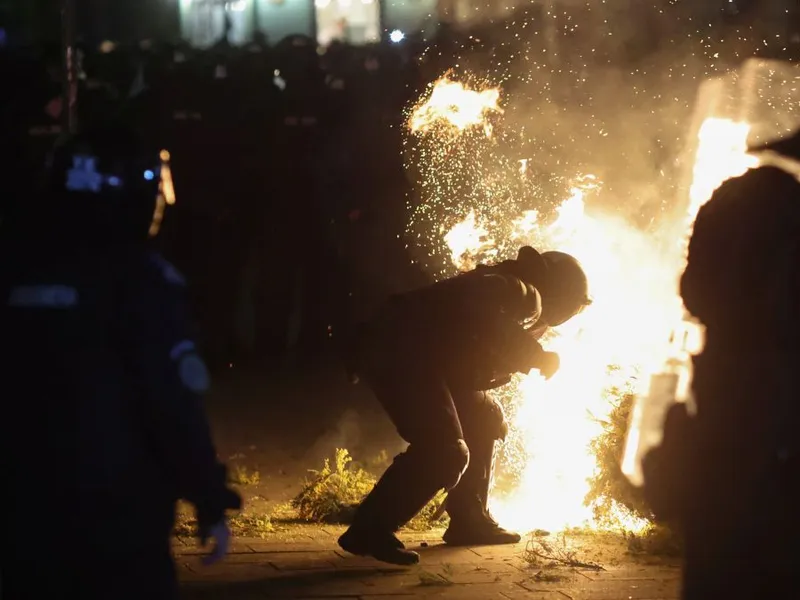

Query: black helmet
[[513, 245, 549, 284], [43, 124, 175, 241], [539, 250, 592, 326]]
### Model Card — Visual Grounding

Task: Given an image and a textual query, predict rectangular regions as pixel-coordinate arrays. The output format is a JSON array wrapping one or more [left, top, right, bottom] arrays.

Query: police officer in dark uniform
[[643, 129, 800, 599], [340, 246, 592, 565], [0, 124, 242, 600]]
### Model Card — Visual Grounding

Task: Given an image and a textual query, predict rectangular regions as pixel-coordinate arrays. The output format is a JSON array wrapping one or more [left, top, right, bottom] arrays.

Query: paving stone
[[542, 579, 680, 600], [247, 567, 383, 598], [265, 551, 340, 571], [468, 545, 528, 560], [246, 541, 329, 553], [399, 581, 537, 598], [266, 578, 373, 597], [318, 528, 342, 538], [169, 529, 682, 600], [577, 567, 680, 582], [416, 545, 502, 565], [421, 563, 526, 585], [499, 590, 576, 599], [201, 553, 280, 567], [330, 553, 408, 572], [179, 561, 276, 582], [359, 571, 440, 593], [174, 541, 255, 556]]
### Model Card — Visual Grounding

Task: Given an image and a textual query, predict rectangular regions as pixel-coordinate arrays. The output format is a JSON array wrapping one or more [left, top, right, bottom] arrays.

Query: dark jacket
[[0, 227, 239, 551], [353, 267, 545, 388]]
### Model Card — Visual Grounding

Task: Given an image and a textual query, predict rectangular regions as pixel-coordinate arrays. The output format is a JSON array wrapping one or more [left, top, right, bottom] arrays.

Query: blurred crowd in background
[[1, 3, 798, 371]]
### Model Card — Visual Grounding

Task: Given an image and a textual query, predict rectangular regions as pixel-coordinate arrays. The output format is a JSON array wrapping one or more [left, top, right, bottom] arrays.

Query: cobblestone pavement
[[176, 527, 681, 599]]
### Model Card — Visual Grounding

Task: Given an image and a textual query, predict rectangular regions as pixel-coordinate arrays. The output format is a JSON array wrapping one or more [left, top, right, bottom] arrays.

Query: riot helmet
[[538, 251, 592, 327], [43, 124, 175, 242], [513, 245, 549, 284]]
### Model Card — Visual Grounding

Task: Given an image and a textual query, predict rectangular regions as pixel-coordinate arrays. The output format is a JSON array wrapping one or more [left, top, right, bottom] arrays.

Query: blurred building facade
[[1, 0, 797, 52], [177, 0, 438, 48]]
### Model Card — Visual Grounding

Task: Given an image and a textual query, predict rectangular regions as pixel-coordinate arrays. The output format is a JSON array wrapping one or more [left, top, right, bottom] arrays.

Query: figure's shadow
[[181, 566, 406, 599]]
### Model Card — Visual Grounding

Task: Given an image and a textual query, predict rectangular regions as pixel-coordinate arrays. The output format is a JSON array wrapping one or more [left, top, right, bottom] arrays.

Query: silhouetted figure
[[643, 130, 800, 600], [340, 247, 592, 564], [0, 124, 242, 599]]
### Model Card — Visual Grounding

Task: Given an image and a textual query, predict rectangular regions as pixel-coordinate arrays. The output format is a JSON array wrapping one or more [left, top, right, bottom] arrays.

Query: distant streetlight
[[389, 29, 404, 43]]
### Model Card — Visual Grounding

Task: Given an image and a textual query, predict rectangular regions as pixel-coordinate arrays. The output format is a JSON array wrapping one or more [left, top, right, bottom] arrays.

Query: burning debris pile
[[401, 58, 796, 534]]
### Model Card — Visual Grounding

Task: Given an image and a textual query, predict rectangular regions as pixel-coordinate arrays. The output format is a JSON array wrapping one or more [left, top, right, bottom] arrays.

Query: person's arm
[[468, 273, 559, 378], [118, 251, 241, 530]]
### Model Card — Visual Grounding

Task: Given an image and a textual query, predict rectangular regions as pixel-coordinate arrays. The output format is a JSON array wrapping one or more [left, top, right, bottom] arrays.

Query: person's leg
[[444, 390, 521, 546], [339, 367, 469, 565]]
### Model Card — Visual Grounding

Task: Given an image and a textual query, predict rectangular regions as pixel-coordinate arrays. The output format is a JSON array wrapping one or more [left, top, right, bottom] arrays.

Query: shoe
[[443, 515, 522, 547], [338, 526, 420, 566]]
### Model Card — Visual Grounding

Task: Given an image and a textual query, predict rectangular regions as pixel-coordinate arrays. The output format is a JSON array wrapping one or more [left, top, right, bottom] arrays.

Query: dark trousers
[[351, 357, 507, 534]]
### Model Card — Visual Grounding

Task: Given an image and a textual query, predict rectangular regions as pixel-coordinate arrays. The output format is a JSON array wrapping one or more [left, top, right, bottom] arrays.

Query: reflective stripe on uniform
[[8, 285, 79, 308]]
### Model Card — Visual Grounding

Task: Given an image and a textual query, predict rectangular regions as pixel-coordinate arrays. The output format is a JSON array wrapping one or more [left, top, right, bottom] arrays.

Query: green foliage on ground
[[291, 448, 448, 530], [229, 464, 261, 485], [584, 366, 682, 554], [291, 448, 376, 523], [585, 369, 655, 526], [173, 506, 274, 539]]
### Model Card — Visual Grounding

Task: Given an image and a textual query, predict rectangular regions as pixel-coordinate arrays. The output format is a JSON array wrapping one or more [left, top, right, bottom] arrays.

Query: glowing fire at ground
[[407, 77, 759, 533]]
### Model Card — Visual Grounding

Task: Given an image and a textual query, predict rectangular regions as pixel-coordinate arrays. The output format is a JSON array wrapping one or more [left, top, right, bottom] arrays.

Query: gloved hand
[[199, 518, 232, 566], [534, 351, 560, 380]]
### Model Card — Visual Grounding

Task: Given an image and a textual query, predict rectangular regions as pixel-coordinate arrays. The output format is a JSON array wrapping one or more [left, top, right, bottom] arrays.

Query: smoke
[[305, 407, 408, 468], [404, 0, 792, 275], [306, 408, 363, 464]]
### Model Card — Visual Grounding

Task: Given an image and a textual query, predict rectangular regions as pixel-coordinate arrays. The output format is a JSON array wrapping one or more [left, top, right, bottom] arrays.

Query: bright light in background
[[338, 0, 352, 7], [390, 30, 405, 43], [362, 0, 374, 3], [226, 0, 248, 12], [315, 0, 331, 7]]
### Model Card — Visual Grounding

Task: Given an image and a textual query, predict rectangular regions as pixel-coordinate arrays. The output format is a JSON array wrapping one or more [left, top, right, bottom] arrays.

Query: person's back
[[0, 124, 241, 599], [647, 135, 800, 600]]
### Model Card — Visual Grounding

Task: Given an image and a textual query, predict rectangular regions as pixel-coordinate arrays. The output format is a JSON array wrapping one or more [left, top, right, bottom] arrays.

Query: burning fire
[[407, 76, 760, 533], [409, 76, 503, 137]]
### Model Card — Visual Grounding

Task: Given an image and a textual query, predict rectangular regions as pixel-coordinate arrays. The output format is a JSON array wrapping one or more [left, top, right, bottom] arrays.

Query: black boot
[[338, 447, 441, 565], [443, 507, 522, 546], [444, 437, 521, 547], [338, 526, 420, 566]]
